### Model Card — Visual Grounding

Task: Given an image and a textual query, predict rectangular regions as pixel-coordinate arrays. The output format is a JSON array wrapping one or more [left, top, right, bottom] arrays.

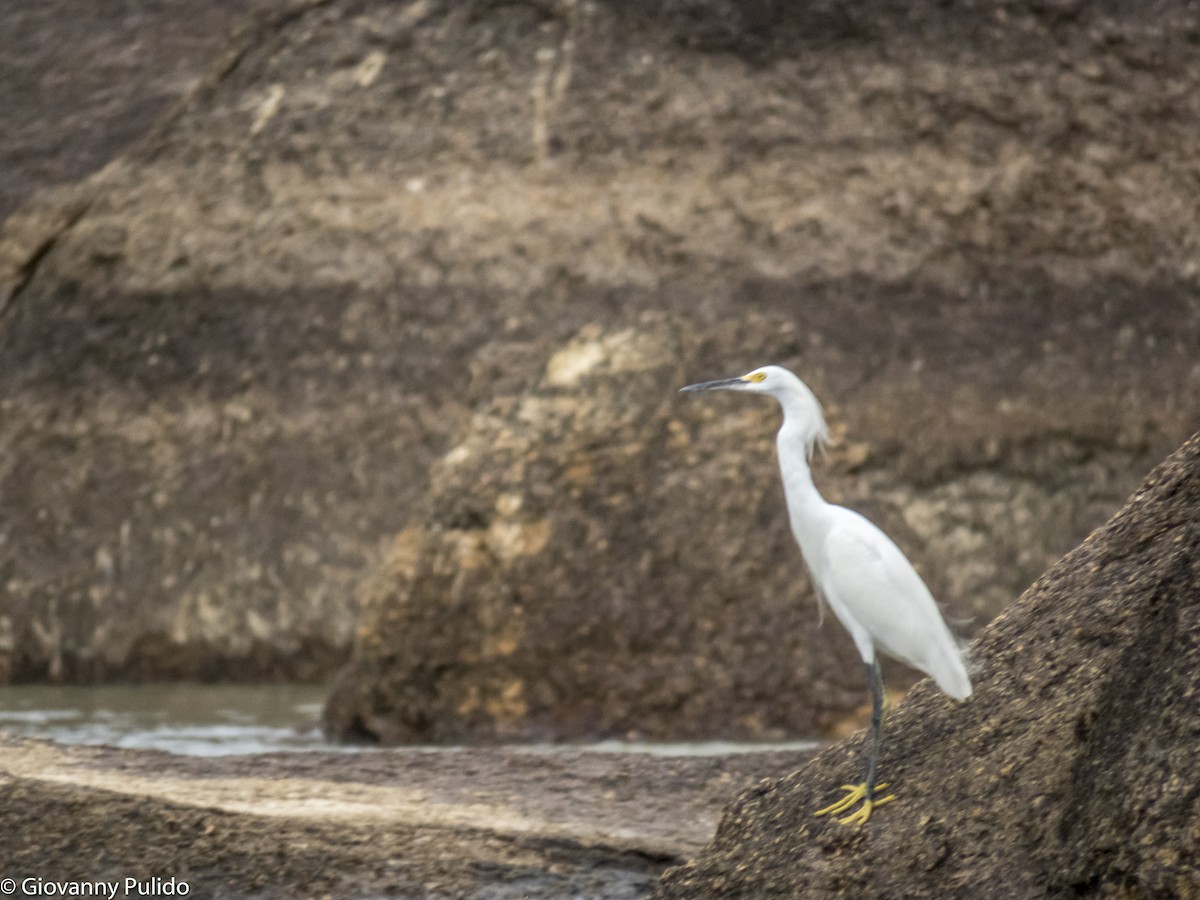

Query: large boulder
[[325, 314, 875, 742], [322, 304, 1188, 742], [656, 432, 1200, 897], [2, 0, 1197, 685]]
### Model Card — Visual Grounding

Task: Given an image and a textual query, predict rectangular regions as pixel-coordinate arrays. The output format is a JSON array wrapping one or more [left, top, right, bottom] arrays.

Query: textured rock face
[[326, 316, 875, 742], [322, 306, 1187, 742], [0, 0, 264, 224], [2, 0, 1198, 688], [656, 432, 1200, 898]]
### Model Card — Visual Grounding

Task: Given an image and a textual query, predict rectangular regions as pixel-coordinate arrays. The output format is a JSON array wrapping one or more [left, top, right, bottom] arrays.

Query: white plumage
[[820, 511, 971, 699], [682, 363, 971, 825]]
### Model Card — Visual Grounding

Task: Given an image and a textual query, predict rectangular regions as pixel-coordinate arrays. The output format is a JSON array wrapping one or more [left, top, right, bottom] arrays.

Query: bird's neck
[[775, 383, 828, 459], [776, 432, 827, 513], [775, 420, 833, 562]]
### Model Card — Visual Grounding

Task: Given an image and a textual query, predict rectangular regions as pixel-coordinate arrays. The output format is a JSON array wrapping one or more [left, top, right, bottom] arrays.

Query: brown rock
[[1, 0, 1197, 687], [0, 0, 268, 224], [326, 315, 876, 742]]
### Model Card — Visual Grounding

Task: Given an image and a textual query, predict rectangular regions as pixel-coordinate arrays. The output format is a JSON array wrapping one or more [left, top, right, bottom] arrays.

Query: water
[[0, 683, 818, 757], [0, 683, 333, 755]]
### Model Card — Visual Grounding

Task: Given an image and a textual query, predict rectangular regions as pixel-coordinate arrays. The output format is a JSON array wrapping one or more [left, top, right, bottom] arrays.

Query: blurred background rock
[[1, 0, 1196, 743]]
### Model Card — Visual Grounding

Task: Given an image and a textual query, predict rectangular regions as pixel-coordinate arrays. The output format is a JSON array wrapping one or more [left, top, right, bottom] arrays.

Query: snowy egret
[[681, 365, 971, 826]]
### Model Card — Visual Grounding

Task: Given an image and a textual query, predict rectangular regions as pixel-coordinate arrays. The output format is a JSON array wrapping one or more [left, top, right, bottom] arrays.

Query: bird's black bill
[[679, 377, 744, 393]]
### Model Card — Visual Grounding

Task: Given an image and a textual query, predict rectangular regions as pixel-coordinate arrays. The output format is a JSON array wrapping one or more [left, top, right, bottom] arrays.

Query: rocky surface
[[322, 313, 970, 743], [656, 431, 1200, 898], [326, 314, 848, 743], [1, 0, 1198, 722], [0, 0, 265, 225], [325, 285, 1193, 742], [0, 736, 812, 898]]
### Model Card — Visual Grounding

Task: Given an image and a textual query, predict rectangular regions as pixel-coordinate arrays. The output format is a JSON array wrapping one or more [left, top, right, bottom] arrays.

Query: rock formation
[[327, 314, 875, 741], [1, 0, 1196, 696]]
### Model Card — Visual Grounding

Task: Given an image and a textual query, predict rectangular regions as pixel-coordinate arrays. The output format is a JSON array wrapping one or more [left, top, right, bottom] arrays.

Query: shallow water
[[0, 683, 818, 757], [0, 683, 333, 755]]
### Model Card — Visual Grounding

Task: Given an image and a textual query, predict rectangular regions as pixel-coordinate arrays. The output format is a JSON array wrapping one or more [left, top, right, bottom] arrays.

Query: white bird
[[681, 365, 971, 826]]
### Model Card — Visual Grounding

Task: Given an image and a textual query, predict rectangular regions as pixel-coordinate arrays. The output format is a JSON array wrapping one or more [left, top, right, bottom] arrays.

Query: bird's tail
[[932, 639, 973, 700]]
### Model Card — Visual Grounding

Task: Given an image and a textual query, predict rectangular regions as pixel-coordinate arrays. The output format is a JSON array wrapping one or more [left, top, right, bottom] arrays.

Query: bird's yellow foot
[[815, 783, 896, 826]]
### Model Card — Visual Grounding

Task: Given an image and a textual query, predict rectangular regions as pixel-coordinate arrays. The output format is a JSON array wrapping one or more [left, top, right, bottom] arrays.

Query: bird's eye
[[745, 372, 767, 383]]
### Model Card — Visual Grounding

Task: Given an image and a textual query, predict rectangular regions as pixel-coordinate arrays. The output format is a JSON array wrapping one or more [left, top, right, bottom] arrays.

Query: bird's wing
[[821, 508, 968, 696]]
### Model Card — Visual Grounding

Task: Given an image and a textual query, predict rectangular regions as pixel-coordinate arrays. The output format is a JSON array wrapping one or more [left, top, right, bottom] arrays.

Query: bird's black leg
[[815, 657, 896, 826], [864, 658, 884, 801]]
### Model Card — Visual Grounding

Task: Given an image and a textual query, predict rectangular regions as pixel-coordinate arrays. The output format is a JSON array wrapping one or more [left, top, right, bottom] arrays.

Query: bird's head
[[680, 365, 829, 456], [679, 365, 798, 398]]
